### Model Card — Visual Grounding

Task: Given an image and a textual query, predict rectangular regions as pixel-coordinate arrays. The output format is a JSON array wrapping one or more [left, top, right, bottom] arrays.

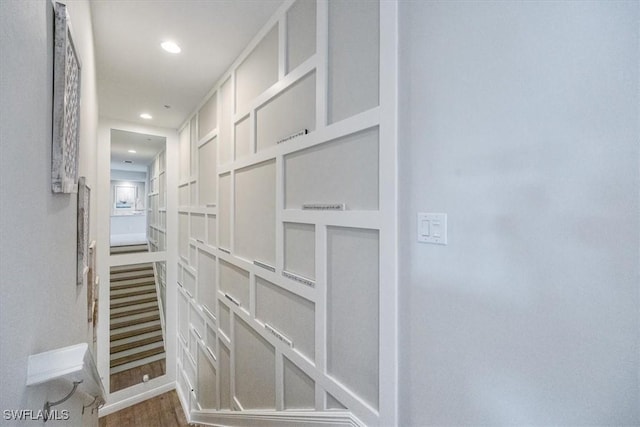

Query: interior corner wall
[[397, 1, 639, 426], [0, 1, 99, 426]]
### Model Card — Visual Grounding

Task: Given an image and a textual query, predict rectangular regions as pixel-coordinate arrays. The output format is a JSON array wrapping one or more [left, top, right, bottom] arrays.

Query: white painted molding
[[98, 382, 175, 417], [190, 409, 364, 427]]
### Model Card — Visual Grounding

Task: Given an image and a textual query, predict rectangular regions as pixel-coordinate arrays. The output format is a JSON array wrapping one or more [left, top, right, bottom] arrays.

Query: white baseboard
[[190, 409, 364, 427], [98, 381, 175, 417]]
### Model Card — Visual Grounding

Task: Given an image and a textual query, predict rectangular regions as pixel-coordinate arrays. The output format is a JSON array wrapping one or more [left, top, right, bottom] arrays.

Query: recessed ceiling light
[[161, 41, 181, 54], [128, 149, 136, 153], [140, 113, 152, 120]]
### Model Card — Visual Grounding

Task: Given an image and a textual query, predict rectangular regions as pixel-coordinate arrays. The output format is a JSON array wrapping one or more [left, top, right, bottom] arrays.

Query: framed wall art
[[87, 240, 96, 322], [114, 184, 136, 210], [52, 1, 82, 194], [77, 177, 90, 287]]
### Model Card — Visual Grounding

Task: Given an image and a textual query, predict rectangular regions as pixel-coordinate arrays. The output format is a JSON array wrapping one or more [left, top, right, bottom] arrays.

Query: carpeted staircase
[[110, 262, 165, 374]]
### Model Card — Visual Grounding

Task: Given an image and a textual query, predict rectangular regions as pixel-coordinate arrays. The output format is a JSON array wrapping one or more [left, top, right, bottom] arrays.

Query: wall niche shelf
[[26, 343, 104, 420]]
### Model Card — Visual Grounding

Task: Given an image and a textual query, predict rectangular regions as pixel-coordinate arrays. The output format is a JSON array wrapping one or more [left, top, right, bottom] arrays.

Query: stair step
[[110, 245, 148, 255], [110, 278, 156, 290], [110, 353, 166, 374], [111, 341, 164, 360], [110, 347, 165, 368], [110, 314, 160, 330], [111, 324, 162, 341], [111, 288, 156, 300], [111, 341, 164, 361], [111, 283, 156, 296], [110, 271, 155, 282], [111, 334, 164, 354], [111, 301, 158, 316], [111, 320, 160, 336], [110, 263, 153, 273], [111, 330, 163, 347], [111, 305, 158, 319], [111, 296, 157, 309]]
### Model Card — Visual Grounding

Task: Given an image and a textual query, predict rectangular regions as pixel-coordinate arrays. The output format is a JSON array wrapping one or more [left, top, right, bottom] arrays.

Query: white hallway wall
[[398, 1, 639, 425], [0, 0, 99, 426]]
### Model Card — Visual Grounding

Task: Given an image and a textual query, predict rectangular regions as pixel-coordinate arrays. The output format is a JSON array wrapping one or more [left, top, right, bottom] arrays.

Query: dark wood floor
[[99, 390, 200, 427], [110, 358, 166, 393]]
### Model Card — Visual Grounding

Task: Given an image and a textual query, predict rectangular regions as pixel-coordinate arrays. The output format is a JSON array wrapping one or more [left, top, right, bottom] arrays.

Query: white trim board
[[190, 409, 364, 427], [98, 382, 175, 417]]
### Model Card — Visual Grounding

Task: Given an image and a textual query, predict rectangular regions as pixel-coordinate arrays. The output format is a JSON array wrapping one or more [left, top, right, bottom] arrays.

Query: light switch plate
[[417, 213, 447, 245]]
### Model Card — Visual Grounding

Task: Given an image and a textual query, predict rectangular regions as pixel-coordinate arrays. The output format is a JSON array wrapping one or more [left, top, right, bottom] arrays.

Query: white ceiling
[[90, 0, 284, 129], [110, 129, 166, 172]]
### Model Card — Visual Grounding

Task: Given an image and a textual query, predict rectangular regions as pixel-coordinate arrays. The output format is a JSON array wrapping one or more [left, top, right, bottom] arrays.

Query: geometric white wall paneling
[[183, 265, 196, 298], [327, 0, 379, 124], [284, 127, 379, 211], [286, 0, 316, 74], [234, 316, 276, 410], [159, 210, 166, 229], [175, 0, 399, 424], [190, 213, 205, 242], [205, 322, 217, 354], [326, 226, 379, 410], [218, 301, 231, 340], [190, 181, 198, 208], [184, 338, 197, 395], [235, 24, 279, 114], [282, 210, 381, 231], [179, 125, 191, 182], [178, 289, 190, 344], [158, 149, 166, 173], [218, 340, 232, 410], [314, 0, 329, 134], [219, 259, 250, 311], [179, 183, 190, 207], [177, 352, 185, 390], [219, 77, 233, 165], [188, 326, 198, 360], [234, 115, 251, 160], [159, 172, 166, 207], [198, 93, 217, 141], [198, 137, 217, 207], [223, 303, 377, 424], [235, 159, 276, 266], [177, 262, 184, 287], [189, 243, 197, 269], [255, 277, 315, 362], [158, 230, 166, 251], [190, 302, 205, 339], [197, 343, 217, 410], [197, 249, 217, 318], [216, 248, 316, 304], [313, 221, 328, 411], [283, 356, 315, 410], [218, 173, 232, 250], [190, 118, 198, 180], [326, 392, 347, 410], [283, 222, 315, 280], [256, 71, 316, 152], [179, 212, 189, 261], [206, 214, 217, 248]]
